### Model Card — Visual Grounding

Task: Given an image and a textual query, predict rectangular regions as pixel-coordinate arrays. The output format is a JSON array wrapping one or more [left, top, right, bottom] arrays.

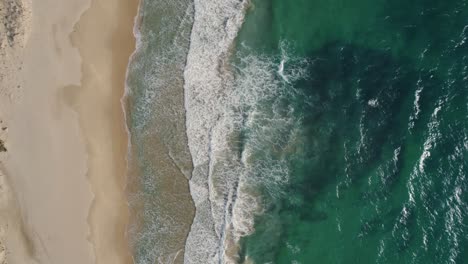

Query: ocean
[[125, 0, 468, 263]]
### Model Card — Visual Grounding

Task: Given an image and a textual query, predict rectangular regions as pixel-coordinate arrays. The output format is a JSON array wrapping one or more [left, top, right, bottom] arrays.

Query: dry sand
[[0, 0, 138, 263], [0, 0, 33, 263]]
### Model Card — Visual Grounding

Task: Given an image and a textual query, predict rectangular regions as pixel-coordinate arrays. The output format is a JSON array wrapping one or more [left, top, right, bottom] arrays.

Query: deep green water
[[235, 0, 468, 263]]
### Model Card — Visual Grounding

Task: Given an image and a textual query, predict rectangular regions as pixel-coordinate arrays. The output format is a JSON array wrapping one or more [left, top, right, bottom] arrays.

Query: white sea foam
[[122, 0, 143, 154], [403, 102, 442, 219], [418, 102, 442, 173], [367, 98, 379, 107], [183, 0, 253, 262], [408, 78, 424, 131], [183, 1, 308, 260], [454, 25, 468, 49], [443, 136, 467, 264]]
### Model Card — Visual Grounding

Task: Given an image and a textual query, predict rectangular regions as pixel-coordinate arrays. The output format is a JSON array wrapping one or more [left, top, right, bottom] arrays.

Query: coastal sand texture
[[4, 0, 94, 263], [0, 0, 138, 263], [69, 0, 139, 263], [0, 0, 32, 263]]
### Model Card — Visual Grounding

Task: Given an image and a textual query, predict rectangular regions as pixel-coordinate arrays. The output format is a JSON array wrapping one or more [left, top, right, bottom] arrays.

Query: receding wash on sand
[[0, 0, 467, 263]]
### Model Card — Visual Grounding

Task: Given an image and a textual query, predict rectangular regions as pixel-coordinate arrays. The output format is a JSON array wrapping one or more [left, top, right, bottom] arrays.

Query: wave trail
[[183, 0, 251, 263], [183, 1, 312, 259]]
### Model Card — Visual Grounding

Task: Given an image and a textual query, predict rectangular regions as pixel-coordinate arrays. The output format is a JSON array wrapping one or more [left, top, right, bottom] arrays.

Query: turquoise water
[[128, 0, 468, 263], [235, 0, 468, 263]]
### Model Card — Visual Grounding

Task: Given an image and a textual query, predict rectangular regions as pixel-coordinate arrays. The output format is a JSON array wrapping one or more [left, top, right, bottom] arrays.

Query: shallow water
[[124, 0, 195, 263]]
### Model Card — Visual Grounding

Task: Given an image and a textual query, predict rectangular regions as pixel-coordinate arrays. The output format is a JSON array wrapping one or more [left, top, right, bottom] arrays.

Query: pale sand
[[4, 0, 95, 262], [0, 0, 33, 263], [0, 0, 138, 263]]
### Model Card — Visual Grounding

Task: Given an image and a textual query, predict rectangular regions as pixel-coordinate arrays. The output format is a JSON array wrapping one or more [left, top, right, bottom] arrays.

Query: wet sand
[[69, 0, 139, 262]]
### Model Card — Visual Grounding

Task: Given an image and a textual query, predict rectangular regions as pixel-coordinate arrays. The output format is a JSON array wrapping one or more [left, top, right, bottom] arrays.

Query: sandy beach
[[0, 0, 138, 263]]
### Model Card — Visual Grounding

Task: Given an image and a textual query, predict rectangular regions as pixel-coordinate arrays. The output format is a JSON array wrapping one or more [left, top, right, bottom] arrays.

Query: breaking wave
[[183, 1, 309, 260]]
